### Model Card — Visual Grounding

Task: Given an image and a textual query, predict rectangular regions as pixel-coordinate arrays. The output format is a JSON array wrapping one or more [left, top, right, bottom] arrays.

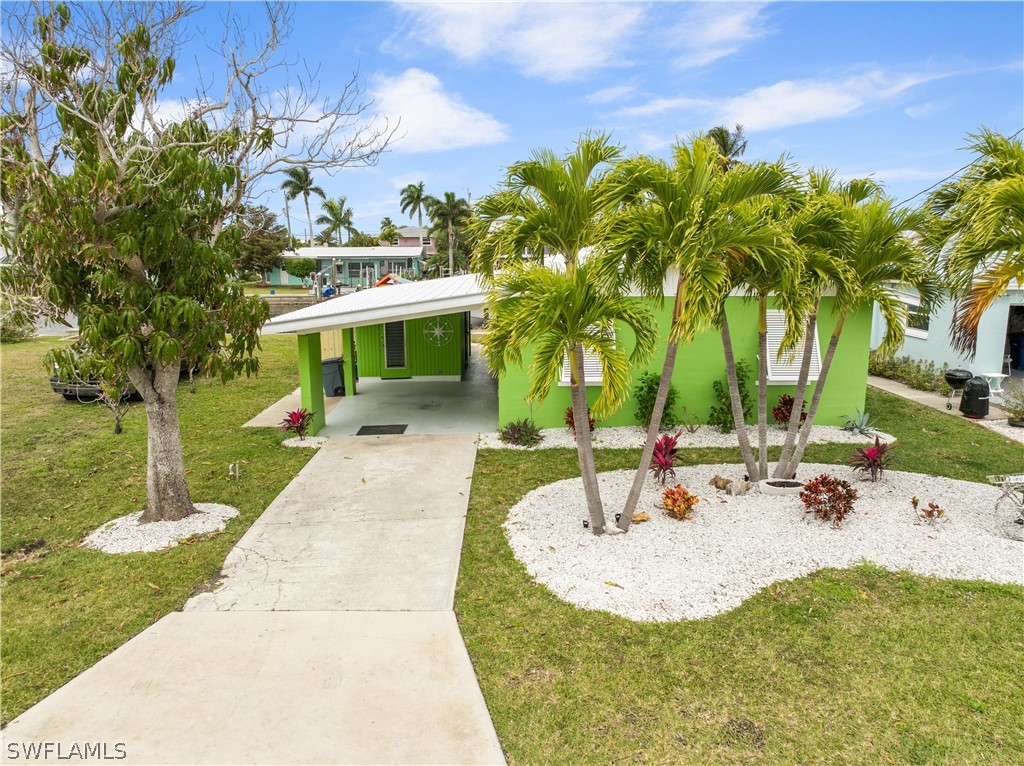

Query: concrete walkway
[[4, 435, 506, 766], [869, 375, 1007, 419]]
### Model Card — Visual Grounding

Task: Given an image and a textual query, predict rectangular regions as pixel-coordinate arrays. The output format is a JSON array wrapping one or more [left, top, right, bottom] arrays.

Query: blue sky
[[182, 1, 1022, 237]]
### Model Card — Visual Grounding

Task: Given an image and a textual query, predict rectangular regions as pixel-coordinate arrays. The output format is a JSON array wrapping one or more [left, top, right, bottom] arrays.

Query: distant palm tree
[[379, 216, 398, 244], [927, 128, 1024, 357], [400, 181, 429, 229], [704, 124, 748, 171], [426, 191, 472, 277], [280, 167, 326, 245], [316, 197, 355, 246]]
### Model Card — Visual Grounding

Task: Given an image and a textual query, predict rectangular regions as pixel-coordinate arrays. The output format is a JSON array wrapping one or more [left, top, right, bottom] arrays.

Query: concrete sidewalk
[[4, 434, 505, 766], [869, 376, 1007, 419]]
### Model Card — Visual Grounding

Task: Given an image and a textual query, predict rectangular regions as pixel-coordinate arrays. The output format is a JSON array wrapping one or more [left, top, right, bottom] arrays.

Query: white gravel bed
[[83, 503, 239, 554], [282, 435, 329, 449], [504, 463, 1023, 622], [479, 424, 894, 450], [975, 419, 1024, 446]]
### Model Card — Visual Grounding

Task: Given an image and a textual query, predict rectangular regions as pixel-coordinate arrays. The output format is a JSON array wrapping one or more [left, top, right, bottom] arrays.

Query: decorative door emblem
[[424, 316, 453, 347]]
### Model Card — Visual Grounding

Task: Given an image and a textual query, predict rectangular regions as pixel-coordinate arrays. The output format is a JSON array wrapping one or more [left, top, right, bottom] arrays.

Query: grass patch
[[0, 336, 311, 723], [457, 389, 1024, 764]]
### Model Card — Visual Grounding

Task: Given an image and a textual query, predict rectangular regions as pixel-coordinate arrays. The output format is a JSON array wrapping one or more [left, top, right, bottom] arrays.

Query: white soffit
[[263, 274, 488, 335]]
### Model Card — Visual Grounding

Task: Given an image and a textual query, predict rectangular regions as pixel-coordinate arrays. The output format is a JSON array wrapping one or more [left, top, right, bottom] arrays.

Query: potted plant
[[1000, 380, 1024, 427]]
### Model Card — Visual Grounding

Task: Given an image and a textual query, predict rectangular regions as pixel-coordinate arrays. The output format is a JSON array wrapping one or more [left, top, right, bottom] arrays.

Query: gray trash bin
[[321, 357, 344, 397]]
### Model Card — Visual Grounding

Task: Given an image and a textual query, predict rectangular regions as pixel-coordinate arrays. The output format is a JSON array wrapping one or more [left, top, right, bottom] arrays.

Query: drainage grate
[[355, 424, 408, 436]]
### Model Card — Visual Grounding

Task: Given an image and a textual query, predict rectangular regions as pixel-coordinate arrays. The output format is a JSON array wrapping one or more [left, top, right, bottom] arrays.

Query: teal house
[[264, 275, 873, 436]]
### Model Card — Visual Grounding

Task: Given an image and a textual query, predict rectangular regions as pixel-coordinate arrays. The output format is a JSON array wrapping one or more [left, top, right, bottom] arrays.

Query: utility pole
[[283, 194, 293, 250]]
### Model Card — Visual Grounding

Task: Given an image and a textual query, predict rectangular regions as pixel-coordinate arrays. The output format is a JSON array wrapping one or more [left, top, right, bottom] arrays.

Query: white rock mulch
[[975, 419, 1024, 446], [282, 435, 329, 449], [83, 503, 239, 554], [479, 424, 894, 450], [504, 463, 1023, 623]]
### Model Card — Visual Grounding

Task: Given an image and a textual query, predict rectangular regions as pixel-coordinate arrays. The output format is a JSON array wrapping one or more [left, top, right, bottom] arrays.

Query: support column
[[297, 333, 326, 435], [342, 327, 357, 396]]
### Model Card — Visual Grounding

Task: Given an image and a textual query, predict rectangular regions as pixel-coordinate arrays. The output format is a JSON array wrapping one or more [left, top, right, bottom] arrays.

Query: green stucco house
[[264, 275, 872, 435]]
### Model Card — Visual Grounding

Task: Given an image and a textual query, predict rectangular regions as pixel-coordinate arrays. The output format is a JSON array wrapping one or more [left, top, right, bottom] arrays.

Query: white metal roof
[[263, 274, 487, 336], [283, 246, 424, 260]]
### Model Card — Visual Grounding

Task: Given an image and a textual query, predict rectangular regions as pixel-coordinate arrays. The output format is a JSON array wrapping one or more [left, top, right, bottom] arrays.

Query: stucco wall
[[266, 267, 306, 286], [497, 297, 872, 429], [870, 289, 1023, 374]]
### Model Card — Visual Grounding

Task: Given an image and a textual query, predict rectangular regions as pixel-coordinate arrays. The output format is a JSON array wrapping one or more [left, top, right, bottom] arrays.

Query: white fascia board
[[263, 294, 486, 335]]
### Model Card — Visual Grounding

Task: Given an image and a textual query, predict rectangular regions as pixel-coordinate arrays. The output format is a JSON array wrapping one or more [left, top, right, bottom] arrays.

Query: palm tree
[[315, 197, 355, 246], [926, 129, 1024, 357], [780, 196, 941, 477], [703, 124, 748, 171], [604, 138, 794, 529], [400, 181, 429, 229], [426, 191, 471, 277], [484, 263, 655, 534], [280, 167, 326, 245], [475, 133, 636, 531]]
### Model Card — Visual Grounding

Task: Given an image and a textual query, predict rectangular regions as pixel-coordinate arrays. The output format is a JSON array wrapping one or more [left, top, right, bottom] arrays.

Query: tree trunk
[[784, 315, 845, 478], [572, 344, 606, 535], [304, 194, 313, 246], [448, 220, 455, 277], [774, 310, 817, 478], [721, 314, 760, 481], [127, 362, 197, 524], [756, 296, 769, 480], [618, 290, 684, 532]]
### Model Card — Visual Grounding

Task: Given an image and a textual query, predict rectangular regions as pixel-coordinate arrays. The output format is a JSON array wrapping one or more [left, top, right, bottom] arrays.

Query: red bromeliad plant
[[772, 394, 807, 426], [659, 484, 700, 520], [564, 406, 595, 435], [280, 408, 315, 440], [850, 436, 896, 482], [799, 473, 858, 527], [649, 431, 683, 485]]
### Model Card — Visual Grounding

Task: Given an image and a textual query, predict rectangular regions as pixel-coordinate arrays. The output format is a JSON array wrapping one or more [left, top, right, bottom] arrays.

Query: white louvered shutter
[[560, 327, 612, 386], [765, 310, 820, 382]]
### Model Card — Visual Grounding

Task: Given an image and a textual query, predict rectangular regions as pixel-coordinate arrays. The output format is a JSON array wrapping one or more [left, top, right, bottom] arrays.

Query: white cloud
[[616, 96, 714, 119], [670, 3, 770, 69], [388, 2, 644, 81], [721, 70, 939, 130], [838, 166, 958, 183], [585, 84, 638, 105], [905, 100, 948, 118], [371, 68, 507, 153]]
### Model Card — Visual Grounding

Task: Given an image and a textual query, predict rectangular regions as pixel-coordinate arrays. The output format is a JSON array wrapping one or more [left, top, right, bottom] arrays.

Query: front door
[[381, 321, 410, 379]]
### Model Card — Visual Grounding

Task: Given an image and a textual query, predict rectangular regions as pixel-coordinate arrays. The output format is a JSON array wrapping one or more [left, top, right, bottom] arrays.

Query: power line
[[896, 127, 1024, 207]]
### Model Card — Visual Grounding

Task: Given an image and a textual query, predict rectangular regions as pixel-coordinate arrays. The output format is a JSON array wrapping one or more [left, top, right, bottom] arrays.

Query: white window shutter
[[766, 310, 821, 383], [561, 327, 612, 386]]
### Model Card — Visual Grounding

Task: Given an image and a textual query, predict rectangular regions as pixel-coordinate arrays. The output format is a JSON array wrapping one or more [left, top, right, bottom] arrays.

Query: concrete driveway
[[4, 434, 505, 766]]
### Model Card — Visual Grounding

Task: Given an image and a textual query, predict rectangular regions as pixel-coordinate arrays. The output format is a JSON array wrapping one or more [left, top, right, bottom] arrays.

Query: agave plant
[[649, 431, 683, 485], [841, 409, 877, 436], [280, 408, 315, 440]]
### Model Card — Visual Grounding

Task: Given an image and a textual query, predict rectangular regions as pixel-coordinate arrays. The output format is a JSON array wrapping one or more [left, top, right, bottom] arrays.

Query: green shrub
[[500, 417, 543, 447], [633, 371, 679, 429], [868, 353, 952, 396], [707, 360, 753, 433]]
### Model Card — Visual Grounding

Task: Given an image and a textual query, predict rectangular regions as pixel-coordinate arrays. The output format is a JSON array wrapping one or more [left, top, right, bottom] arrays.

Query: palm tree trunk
[[572, 343, 605, 534], [618, 289, 684, 532], [304, 193, 313, 246], [756, 296, 769, 480], [774, 310, 817, 478], [721, 314, 760, 481], [784, 315, 845, 477], [448, 220, 455, 276]]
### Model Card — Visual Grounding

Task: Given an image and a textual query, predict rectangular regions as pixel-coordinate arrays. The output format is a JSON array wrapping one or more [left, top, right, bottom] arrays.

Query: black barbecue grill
[[944, 368, 973, 410]]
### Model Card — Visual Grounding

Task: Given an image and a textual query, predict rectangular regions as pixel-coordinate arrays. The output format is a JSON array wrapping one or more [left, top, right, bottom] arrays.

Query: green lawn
[[457, 388, 1024, 765], [0, 336, 312, 723]]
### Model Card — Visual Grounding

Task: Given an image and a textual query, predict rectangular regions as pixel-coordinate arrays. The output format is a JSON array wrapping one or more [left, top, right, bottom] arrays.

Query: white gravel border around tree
[[282, 435, 329, 449], [504, 463, 1023, 623], [83, 503, 239, 554], [975, 419, 1024, 446], [480, 424, 894, 450]]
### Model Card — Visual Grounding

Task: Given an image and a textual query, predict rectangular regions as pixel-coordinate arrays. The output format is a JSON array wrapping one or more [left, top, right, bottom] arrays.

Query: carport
[[262, 274, 492, 436]]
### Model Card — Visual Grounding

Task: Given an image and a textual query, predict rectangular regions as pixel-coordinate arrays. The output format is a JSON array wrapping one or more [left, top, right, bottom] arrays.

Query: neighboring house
[[870, 283, 1024, 377], [264, 275, 874, 436], [393, 226, 436, 256], [268, 246, 426, 290]]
